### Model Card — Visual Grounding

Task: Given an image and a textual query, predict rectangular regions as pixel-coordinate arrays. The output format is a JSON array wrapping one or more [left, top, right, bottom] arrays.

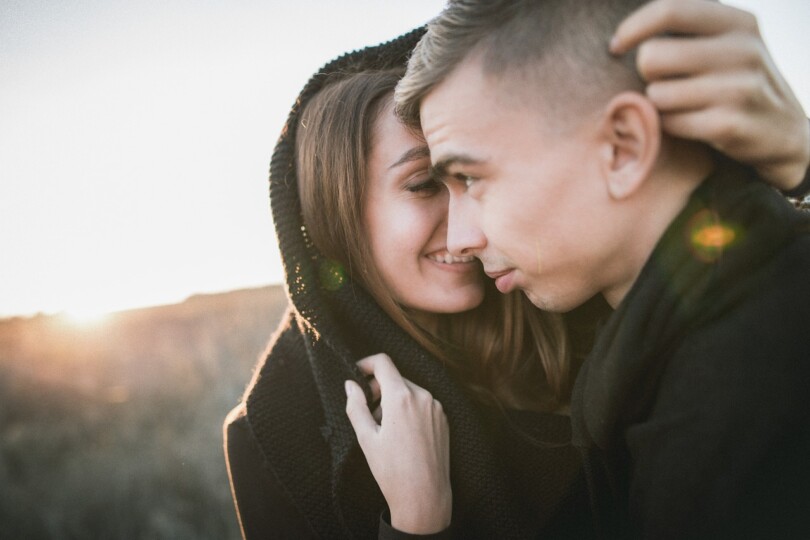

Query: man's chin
[[522, 288, 583, 313]]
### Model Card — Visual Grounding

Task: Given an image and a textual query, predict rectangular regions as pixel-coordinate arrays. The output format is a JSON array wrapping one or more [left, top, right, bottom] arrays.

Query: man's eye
[[453, 173, 476, 189]]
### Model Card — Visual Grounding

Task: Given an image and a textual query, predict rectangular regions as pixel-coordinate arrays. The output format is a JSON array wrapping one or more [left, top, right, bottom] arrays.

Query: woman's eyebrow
[[388, 145, 430, 170]]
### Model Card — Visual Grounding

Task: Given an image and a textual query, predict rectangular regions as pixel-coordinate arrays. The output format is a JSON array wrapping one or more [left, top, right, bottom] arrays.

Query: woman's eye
[[406, 178, 441, 194], [464, 176, 475, 189]]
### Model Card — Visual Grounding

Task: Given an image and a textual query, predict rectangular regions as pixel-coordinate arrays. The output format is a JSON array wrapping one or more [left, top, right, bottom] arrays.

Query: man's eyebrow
[[388, 145, 430, 170], [430, 154, 483, 181]]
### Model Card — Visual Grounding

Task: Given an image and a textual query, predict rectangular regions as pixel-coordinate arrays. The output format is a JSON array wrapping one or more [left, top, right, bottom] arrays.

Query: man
[[396, 0, 810, 537]]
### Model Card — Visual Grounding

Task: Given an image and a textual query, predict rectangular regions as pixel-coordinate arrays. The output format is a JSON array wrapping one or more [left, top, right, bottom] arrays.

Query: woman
[[296, 68, 578, 535], [230, 60, 586, 540], [225, 5, 810, 540]]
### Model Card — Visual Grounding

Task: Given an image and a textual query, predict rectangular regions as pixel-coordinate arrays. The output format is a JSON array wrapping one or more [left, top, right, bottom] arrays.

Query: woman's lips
[[426, 252, 475, 265], [426, 251, 478, 274]]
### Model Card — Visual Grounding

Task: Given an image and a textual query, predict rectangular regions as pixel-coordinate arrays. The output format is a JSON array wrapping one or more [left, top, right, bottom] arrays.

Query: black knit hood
[[243, 28, 548, 539]]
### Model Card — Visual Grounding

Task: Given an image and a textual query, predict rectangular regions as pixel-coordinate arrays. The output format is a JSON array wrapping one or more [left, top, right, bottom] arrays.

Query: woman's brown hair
[[296, 69, 570, 411]]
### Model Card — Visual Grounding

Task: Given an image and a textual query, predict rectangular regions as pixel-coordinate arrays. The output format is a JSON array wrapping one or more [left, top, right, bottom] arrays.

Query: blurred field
[[0, 285, 289, 539]]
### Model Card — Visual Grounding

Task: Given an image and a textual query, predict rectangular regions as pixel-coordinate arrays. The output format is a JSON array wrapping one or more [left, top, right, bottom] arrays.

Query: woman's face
[[363, 99, 485, 315]]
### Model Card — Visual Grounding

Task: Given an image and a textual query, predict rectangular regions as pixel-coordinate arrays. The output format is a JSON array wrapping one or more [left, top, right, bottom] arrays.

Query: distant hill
[[0, 285, 290, 539]]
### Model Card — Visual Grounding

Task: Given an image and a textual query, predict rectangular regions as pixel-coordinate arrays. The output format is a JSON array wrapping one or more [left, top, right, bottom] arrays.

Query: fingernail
[[609, 35, 619, 53], [344, 380, 352, 396]]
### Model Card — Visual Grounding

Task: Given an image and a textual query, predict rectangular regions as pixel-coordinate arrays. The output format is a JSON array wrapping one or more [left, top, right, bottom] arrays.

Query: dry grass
[[0, 286, 288, 539]]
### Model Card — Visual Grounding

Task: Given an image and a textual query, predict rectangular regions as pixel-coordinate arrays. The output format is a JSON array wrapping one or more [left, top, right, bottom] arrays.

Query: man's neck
[[603, 140, 715, 309]]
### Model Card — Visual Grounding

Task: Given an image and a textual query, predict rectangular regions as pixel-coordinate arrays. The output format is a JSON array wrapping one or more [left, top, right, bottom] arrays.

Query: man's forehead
[[420, 55, 492, 125], [421, 86, 489, 158]]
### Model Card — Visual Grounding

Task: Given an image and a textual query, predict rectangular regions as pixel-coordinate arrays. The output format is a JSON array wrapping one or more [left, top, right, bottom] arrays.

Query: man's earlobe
[[600, 92, 660, 200]]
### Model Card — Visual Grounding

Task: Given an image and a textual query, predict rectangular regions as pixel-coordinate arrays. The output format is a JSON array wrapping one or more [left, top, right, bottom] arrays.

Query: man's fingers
[[660, 108, 752, 156], [345, 380, 378, 441], [648, 72, 765, 113], [647, 77, 711, 112], [636, 34, 761, 82], [612, 0, 758, 55]]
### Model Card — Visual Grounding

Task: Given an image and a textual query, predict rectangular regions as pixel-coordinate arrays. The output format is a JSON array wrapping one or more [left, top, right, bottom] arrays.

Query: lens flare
[[687, 209, 740, 263], [319, 259, 346, 291]]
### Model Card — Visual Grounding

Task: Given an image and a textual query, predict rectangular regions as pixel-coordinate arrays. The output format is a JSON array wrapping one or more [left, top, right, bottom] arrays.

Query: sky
[[1, 1, 808, 319]]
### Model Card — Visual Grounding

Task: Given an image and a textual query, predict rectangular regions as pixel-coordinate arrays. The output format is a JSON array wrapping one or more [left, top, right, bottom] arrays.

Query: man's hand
[[613, 0, 809, 190]]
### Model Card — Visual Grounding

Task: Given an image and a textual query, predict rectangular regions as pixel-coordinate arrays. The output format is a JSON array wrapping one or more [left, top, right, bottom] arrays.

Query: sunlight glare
[[63, 306, 111, 327]]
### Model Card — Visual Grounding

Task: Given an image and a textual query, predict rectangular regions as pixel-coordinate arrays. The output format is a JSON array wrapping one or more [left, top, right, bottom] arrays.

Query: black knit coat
[[571, 160, 810, 539], [225, 28, 593, 540]]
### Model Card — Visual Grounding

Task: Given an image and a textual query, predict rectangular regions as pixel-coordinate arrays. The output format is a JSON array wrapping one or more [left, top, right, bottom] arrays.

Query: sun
[[62, 306, 111, 327]]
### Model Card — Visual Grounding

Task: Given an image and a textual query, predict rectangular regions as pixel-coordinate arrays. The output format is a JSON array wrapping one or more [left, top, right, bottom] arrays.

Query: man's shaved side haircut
[[396, 0, 650, 129]]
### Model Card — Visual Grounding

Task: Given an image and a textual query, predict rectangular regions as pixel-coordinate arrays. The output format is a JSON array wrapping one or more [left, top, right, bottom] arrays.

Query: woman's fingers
[[353, 354, 399, 417], [611, 0, 757, 54], [346, 353, 452, 534], [351, 353, 402, 425], [356, 353, 406, 393], [366, 374, 381, 404], [344, 379, 378, 443], [371, 403, 383, 424]]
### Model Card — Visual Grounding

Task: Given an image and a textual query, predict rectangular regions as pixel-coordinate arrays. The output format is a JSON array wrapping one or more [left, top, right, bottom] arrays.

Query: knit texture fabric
[[571, 159, 810, 538], [243, 28, 566, 539]]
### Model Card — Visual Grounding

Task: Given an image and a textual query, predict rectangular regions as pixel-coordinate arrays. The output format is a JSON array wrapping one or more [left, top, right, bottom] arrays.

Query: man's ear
[[597, 92, 660, 200]]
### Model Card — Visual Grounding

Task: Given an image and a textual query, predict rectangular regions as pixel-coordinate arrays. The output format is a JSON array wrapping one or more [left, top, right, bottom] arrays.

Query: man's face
[[420, 56, 619, 312]]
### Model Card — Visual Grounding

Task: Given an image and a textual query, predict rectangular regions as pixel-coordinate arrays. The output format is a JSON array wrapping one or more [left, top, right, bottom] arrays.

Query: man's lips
[[484, 268, 509, 280], [485, 268, 516, 293]]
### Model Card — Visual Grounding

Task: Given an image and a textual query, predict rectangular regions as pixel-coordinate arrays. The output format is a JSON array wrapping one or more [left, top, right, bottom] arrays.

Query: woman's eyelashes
[[405, 177, 443, 196]]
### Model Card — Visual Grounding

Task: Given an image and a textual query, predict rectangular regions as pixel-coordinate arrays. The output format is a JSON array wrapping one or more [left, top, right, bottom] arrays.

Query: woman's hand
[[345, 353, 452, 534], [613, 0, 809, 191]]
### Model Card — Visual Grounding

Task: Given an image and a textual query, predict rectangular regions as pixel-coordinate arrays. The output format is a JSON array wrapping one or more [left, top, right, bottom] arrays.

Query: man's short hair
[[396, 0, 649, 129]]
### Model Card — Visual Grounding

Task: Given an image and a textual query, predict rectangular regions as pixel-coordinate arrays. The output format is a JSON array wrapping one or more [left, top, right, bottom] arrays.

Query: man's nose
[[446, 197, 486, 257]]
